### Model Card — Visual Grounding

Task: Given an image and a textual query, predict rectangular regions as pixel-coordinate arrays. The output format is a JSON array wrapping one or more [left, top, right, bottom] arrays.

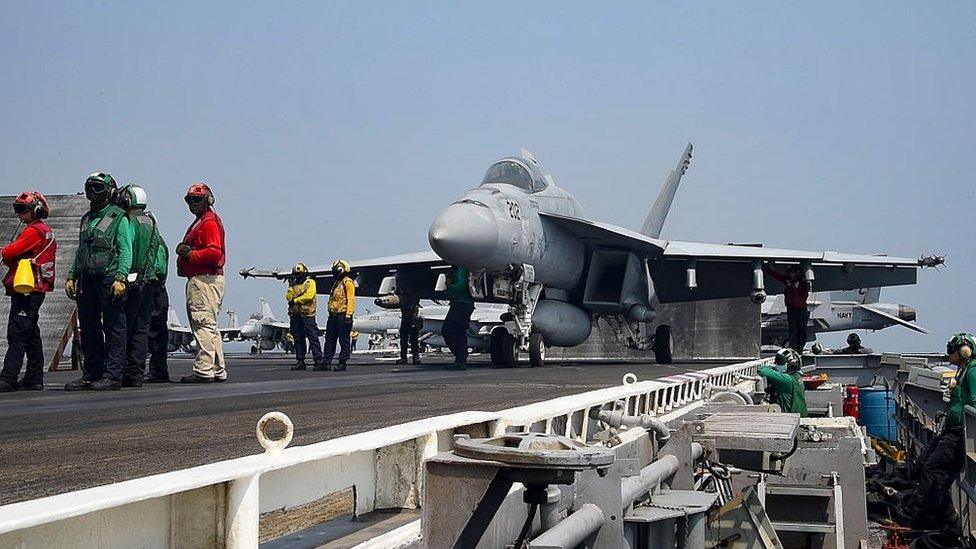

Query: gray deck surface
[[0, 353, 721, 505]]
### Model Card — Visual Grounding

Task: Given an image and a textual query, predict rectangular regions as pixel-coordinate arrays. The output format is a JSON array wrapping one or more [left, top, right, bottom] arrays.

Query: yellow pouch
[[13, 259, 35, 294]]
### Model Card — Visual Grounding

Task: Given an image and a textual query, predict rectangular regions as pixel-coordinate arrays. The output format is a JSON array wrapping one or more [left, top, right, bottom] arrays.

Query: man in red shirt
[[765, 264, 811, 352], [176, 183, 227, 383], [0, 192, 56, 392]]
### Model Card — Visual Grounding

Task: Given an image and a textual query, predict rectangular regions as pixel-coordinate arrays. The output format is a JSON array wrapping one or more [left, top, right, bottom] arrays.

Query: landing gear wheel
[[528, 333, 546, 368], [653, 324, 673, 364], [250, 344, 259, 356], [501, 333, 519, 367]]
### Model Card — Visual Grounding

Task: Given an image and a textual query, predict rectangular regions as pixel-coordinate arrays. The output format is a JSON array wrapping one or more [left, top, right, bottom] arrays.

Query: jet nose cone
[[428, 203, 499, 268], [899, 305, 917, 322]]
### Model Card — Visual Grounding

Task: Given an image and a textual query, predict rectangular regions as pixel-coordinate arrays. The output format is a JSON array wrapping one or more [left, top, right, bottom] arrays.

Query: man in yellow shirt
[[285, 263, 323, 371], [322, 259, 355, 371]]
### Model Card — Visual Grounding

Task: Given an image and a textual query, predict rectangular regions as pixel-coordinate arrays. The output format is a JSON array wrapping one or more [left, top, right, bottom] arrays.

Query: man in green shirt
[[441, 266, 474, 370], [758, 347, 808, 417], [64, 173, 133, 391], [117, 185, 166, 387], [145, 235, 170, 383], [910, 333, 976, 530]]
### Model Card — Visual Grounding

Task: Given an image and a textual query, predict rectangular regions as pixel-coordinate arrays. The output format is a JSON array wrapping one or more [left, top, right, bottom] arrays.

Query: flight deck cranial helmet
[[774, 347, 801, 373], [332, 259, 350, 278], [847, 333, 861, 348], [116, 184, 148, 210], [13, 191, 49, 220], [291, 262, 309, 281], [85, 172, 118, 208], [185, 182, 215, 207], [947, 333, 976, 361]]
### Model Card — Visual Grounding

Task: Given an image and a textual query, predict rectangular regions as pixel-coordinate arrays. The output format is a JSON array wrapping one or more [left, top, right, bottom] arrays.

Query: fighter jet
[[353, 303, 506, 352], [242, 144, 941, 366], [227, 298, 295, 354], [761, 287, 927, 347], [166, 308, 249, 354]]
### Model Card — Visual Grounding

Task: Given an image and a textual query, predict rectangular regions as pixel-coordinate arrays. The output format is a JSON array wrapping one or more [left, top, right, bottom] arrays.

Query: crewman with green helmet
[[117, 184, 166, 387], [64, 172, 133, 391], [758, 347, 808, 417], [909, 333, 976, 530]]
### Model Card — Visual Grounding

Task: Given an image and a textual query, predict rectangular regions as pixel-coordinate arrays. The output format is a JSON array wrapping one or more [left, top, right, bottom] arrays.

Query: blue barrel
[[860, 387, 897, 441]]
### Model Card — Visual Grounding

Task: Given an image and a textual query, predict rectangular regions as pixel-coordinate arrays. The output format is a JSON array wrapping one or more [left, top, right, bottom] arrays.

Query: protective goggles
[[85, 181, 109, 193], [948, 342, 965, 355], [184, 195, 207, 205], [13, 203, 30, 214]]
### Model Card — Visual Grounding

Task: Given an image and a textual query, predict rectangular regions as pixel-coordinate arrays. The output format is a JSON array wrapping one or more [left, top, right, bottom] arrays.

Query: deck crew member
[[177, 183, 227, 383], [145, 236, 171, 383], [833, 333, 873, 354], [0, 192, 56, 392], [441, 266, 474, 371], [64, 173, 133, 391], [758, 347, 808, 417], [397, 292, 422, 365], [910, 333, 976, 530], [286, 262, 324, 371], [117, 185, 165, 387], [765, 264, 811, 352], [322, 259, 355, 371]]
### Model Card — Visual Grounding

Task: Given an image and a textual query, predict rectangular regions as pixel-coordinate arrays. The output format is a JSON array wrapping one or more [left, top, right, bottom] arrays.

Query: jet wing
[[241, 251, 450, 299], [858, 304, 930, 334], [540, 212, 929, 304]]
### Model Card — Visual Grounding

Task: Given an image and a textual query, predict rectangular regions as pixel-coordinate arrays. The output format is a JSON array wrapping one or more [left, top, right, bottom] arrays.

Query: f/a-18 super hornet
[[242, 144, 942, 366], [225, 299, 295, 354], [761, 287, 927, 347], [353, 303, 506, 352]]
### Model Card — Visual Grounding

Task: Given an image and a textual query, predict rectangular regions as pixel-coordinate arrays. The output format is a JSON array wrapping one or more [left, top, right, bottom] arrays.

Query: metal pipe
[[620, 444, 704, 508], [528, 503, 604, 549], [540, 487, 561, 532], [590, 409, 671, 441]]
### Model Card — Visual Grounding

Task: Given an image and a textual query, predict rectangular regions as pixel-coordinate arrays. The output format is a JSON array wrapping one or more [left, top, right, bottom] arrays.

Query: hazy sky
[[2, 2, 972, 352]]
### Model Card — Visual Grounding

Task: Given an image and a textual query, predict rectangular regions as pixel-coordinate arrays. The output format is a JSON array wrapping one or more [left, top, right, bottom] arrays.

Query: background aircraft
[[353, 303, 506, 352], [243, 144, 941, 367], [227, 299, 294, 354], [761, 287, 926, 347]]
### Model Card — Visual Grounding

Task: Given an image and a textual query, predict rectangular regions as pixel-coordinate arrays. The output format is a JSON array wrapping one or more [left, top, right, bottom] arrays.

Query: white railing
[[0, 359, 767, 549]]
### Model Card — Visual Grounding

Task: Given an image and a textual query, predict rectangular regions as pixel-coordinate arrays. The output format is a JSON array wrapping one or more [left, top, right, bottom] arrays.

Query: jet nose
[[899, 305, 917, 322], [428, 202, 499, 268]]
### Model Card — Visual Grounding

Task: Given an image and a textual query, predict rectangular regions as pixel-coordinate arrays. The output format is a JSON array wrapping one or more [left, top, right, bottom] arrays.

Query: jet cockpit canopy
[[480, 158, 548, 193]]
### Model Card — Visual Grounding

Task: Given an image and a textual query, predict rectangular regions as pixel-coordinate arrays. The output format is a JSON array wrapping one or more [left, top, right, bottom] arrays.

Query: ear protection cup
[[207, 192, 215, 206], [962, 345, 973, 360], [31, 192, 49, 219], [116, 185, 132, 210]]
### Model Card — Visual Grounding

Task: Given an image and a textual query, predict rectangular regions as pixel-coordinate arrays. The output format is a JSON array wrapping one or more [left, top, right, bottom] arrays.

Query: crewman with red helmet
[[0, 192, 56, 392], [176, 183, 227, 383]]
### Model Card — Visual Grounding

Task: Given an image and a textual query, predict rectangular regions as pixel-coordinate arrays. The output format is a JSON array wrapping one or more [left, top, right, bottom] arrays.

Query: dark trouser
[[322, 313, 352, 364], [77, 276, 127, 382], [912, 429, 965, 529], [123, 283, 154, 383], [1, 292, 46, 385], [441, 302, 474, 365], [290, 314, 323, 364], [146, 283, 169, 380], [399, 319, 420, 360], [786, 306, 809, 352]]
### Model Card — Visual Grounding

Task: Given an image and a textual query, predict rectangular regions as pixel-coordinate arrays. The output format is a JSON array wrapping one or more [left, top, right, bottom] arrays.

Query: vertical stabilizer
[[260, 298, 277, 321], [639, 143, 693, 238]]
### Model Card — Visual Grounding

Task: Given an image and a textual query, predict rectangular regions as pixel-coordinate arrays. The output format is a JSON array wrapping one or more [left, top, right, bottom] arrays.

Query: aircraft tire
[[501, 333, 519, 367], [250, 345, 258, 355], [528, 333, 546, 368], [653, 324, 673, 364]]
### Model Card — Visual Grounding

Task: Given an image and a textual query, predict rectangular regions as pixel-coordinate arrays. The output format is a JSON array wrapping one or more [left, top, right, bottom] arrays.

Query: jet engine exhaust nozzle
[[428, 203, 499, 269]]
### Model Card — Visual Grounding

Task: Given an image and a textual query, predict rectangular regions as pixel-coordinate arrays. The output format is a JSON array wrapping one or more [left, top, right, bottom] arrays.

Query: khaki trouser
[[186, 275, 226, 379]]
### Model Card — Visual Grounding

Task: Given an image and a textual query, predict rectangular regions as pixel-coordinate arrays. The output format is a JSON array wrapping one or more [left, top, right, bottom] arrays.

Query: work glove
[[111, 279, 127, 300], [175, 243, 192, 258], [65, 278, 76, 300]]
